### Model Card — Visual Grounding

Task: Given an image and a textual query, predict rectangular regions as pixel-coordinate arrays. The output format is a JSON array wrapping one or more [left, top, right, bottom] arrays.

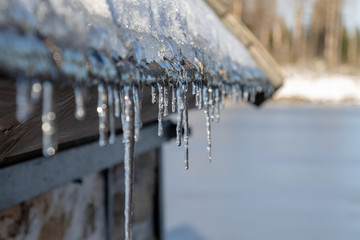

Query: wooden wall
[[0, 149, 160, 240]]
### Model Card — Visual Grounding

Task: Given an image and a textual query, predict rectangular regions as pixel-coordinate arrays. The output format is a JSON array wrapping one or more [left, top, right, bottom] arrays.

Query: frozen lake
[[163, 103, 360, 240]]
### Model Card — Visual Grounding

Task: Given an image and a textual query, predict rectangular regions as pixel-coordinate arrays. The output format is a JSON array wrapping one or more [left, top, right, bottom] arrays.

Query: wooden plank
[[0, 148, 161, 240], [0, 173, 106, 240], [205, 0, 283, 89]]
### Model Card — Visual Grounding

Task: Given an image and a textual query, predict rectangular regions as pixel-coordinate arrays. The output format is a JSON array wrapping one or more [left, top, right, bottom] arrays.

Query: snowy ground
[[273, 67, 360, 104], [164, 103, 360, 240]]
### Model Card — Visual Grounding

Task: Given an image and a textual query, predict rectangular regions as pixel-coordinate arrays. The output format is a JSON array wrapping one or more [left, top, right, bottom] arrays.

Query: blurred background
[[164, 0, 360, 239]]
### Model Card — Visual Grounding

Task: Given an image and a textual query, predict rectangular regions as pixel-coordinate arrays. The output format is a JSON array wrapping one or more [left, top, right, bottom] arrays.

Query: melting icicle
[[133, 85, 142, 142], [157, 82, 164, 136], [16, 77, 33, 123], [31, 80, 42, 104], [42, 81, 57, 157], [120, 86, 125, 127], [107, 85, 116, 144], [163, 82, 169, 117], [195, 83, 199, 108], [203, 85, 212, 163], [122, 85, 135, 240], [176, 83, 184, 146], [97, 84, 109, 147], [208, 87, 215, 122], [196, 81, 203, 110], [151, 84, 157, 104], [171, 84, 177, 113], [183, 83, 189, 170], [74, 85, 86, 120], [192, 82, 196, 95], [114, 85, 121, 118], [214, 88, 220, 122]]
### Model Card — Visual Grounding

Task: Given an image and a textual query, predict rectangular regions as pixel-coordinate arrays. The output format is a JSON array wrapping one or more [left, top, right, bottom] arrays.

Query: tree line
[[228, 0, 360, 67]]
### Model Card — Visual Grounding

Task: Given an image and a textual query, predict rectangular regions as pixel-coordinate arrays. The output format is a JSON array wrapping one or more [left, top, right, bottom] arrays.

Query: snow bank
[[274, 68, 360, 104]]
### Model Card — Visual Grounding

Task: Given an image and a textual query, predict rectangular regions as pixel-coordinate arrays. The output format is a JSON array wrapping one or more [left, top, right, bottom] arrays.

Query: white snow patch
[[274, 68, 360, 104]]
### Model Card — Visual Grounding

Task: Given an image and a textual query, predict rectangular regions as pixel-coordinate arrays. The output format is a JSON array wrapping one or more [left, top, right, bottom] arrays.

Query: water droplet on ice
[[42, 81, 57, 157], [97, 83, 109, 147]]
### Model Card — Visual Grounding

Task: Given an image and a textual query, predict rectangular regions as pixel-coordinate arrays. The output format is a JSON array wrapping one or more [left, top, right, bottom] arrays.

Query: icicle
[[31, 80, 42, 104], [122, 85, 135, 240], [157, 82, 164, 136], [120, 86, 125, 127], [176, 83, 184, 146], [97, 84, 109, 147], [192, 81, 196, 95], [114, 85, 121, 118], [195, 83, 199, 108], [197, 81, 203, 110], [208, 87, 215, 122], [171, 84, 177, 113], [214, 88, 220, 122], [151, 84, 157, 104], [163, 82, 169, 117], [42, 81, 57, 157], [202, 84, 208, 108], [203, 85, 212, 163], [74, 85, 86, 120], [204, 105, 212, 163], [133, 85, 142, 142], [183, 83, 189, 170], [107, 85, 116, 144], [16, 77, 33, 122]]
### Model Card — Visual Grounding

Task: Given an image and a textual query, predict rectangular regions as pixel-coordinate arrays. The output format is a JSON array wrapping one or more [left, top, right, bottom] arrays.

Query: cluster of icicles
[[15, 76, 273, 240]]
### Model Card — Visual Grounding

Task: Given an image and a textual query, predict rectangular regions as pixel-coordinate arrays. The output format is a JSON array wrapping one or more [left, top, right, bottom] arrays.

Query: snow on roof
[[0, 0, 269, 85]]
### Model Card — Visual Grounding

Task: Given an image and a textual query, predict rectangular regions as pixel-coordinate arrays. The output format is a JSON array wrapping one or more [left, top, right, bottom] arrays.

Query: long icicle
[[114, 85, 121, 118], [97, 83, 109, 147], [172, 83, 177, 113], [176, 83, 184, 146], [107, 84, 116, 144], [197, 81, 203, 110], [163, 81, 169, 117], [133, 84, 142, 142], [122, 85, 135, 240], [183, 83, 189, 170], [208, 87, 215, 122], [120, 85, 125, 127], [157, 82, 164, 136], [192, 81, 196, 95], [214, 88, 220, 123], [203, 85, 212, 163], [42, 81, 57, 157], [195, 82, 199, 108]]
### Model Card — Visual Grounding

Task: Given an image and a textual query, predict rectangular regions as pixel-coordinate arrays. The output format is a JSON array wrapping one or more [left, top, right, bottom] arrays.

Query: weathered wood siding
[[0, 173, 106, 240], [0, 149, 159, 240]]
